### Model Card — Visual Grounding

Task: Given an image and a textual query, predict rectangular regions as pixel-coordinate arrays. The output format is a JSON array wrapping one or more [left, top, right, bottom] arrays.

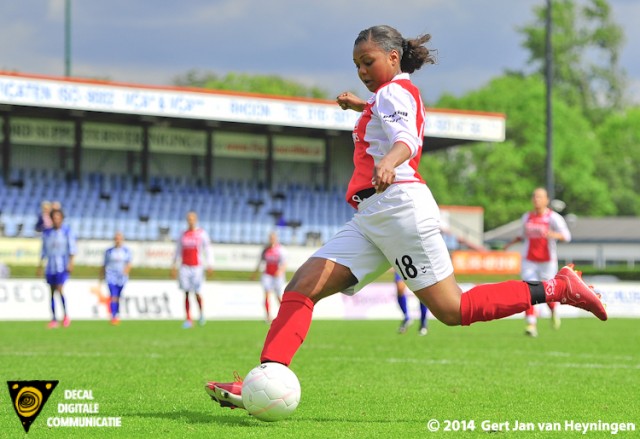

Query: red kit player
[[205, 25, 606, 411], [171, 211, 213, 329], [505, 188, 572, 337], [252, 232, 287, 323]]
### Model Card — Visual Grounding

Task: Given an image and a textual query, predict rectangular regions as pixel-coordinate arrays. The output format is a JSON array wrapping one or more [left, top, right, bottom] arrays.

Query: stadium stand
[[0, 168, 461, 248], [0, 169, 355, 245]]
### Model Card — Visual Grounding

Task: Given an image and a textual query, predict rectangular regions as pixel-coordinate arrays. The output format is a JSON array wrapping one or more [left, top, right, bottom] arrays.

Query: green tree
[[173, 69, 328, 99], [595, 107, 640, 215], [518, 0, 626, 124], [425, 74, 614, 230]]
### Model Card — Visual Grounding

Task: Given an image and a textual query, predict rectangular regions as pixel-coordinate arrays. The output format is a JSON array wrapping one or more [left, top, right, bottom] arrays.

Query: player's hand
[[372, 158, 396, 193], [66, 262, 74, 273], [170, 268, 177, 279], [36, 266, 43, 277], [336, 92, 365, 112]]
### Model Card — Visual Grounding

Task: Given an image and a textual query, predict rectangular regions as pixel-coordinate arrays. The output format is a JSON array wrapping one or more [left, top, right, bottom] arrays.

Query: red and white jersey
[[174, 228, 213, 267], [261, 244, 286, 276], [519, 209, 571, 263], [346, 72, 425, 208]]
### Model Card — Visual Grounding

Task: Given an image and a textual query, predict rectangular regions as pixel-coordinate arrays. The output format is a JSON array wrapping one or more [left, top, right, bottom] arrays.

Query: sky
[[1, 0, 639, 106]]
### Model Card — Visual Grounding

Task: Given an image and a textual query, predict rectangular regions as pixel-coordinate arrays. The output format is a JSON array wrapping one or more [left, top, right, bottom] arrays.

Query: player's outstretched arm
[[336, 92, 366, 112]]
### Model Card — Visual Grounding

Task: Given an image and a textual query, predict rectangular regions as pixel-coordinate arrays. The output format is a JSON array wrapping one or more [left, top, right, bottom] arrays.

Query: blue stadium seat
[[2, 217, 19, 237]]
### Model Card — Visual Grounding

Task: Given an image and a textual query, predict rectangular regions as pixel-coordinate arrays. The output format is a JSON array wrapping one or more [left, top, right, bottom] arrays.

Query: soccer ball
[[241, 362, 301, 422]]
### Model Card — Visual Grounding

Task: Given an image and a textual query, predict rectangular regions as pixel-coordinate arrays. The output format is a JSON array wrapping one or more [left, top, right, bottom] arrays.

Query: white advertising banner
[[425, 110, 506, 142], [1, 238, 316, 271], [1, 279, 637, 321], [71, 240, 316, 270], [0, 74, 357, 131], [0, 73, 506, 142]]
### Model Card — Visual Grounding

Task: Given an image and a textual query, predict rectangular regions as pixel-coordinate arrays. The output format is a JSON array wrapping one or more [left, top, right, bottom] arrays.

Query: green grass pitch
[[1, 318, 638, 438]]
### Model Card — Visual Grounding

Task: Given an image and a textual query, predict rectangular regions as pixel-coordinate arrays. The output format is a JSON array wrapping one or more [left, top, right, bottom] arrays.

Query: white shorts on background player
[[313, 183, 453, 295], [179, 265, 204, 292], [521, 259, 558, 282], [261, 274, 285, 297]]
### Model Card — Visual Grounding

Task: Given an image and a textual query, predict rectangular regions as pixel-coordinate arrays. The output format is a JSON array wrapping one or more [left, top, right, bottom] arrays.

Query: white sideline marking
[[529, 361, 640, 370], [2, 351, 162, 359]]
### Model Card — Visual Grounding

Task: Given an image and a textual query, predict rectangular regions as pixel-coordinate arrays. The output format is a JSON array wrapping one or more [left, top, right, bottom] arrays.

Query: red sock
[[185, 294, 191, 321], [525, 305, 536, 317], [541, 278, 567, 303], [547, 301, 557, 311], [260, 291, 314, 366], [460, 281, 531, 326]]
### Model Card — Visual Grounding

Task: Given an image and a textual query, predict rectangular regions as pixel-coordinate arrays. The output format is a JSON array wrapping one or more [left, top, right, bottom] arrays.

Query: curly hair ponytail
[[354, 25, 436, 74]]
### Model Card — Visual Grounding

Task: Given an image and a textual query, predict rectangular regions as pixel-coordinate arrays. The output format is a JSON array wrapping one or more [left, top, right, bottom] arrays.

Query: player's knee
[[440, 313, 462, 326], [432, 308, 461, 326]]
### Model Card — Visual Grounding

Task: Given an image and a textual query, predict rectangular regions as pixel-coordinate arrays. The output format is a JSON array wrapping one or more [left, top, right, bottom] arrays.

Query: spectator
[[35, 200, 52, 233]]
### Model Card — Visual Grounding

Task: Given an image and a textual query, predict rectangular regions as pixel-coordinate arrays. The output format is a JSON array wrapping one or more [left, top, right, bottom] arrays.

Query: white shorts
[[261, 274, 285, 297], [521, 259, 558, 282], [179, 265, 204, 292], [313, 183, 453, 295]]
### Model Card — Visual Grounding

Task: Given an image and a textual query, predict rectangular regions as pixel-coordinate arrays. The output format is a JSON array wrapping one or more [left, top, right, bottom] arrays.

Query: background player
[[395, 272, 428, 335], [504, 187, 572, 337], [37, 209, 76, 328], [99, 231, 132, 325], [251, 231, 287, 323], [171, 211, 213, 329]]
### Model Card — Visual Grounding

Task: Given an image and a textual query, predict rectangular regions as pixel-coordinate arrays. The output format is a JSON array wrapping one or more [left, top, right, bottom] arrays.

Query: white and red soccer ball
[[241, 362, 301, 422]]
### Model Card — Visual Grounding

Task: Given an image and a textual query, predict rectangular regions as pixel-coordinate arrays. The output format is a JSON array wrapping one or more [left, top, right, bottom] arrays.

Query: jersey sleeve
[[40, 233, 47, 260], [67, 227, 77, 256], [202, 230, 214, 268], [551, 212, 572, 242], [374, 83, 420, 158], [173, 236, 182, 265]]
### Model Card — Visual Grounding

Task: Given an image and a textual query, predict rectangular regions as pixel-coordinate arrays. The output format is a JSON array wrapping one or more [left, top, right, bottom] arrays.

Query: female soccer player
[[100, 232, 133, 325], [37, 209, 76, 328], [206, 25, 606, 409], [251, 232, 287, 323], [504, 187, 572, 337], [172, 211, 213, 328]]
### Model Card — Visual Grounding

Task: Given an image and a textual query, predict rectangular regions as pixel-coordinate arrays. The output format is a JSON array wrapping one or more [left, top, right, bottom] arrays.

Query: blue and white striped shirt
[[104, 246, 132, 286], [41, 225, 77, 275]]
